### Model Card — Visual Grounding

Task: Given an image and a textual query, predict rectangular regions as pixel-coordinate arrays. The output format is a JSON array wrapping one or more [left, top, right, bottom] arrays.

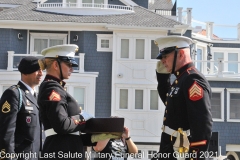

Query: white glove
[[156, 61, 169, 74], [80, 111, 94, 121]]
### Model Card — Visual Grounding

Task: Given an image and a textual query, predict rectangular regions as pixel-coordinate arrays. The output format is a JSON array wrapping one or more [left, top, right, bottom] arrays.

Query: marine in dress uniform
[[37, 45, 96, 160], [0, 56, 43, 160], [154, 36, 213, 160]]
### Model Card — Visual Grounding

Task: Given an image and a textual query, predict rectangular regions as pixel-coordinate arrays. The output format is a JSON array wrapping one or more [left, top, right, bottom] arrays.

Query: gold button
[[175, 80, 178, 84], [177, 72, 179, 75], [166, 93, 168, 96], [163, 117, 166, 121], [165, 110, 167, 113], [165, 101, 167, 105], [192, 150, 195, 153]]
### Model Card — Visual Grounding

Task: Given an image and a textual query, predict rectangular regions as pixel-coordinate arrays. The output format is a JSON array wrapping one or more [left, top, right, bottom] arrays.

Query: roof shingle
[[0, 1, 182, 28]]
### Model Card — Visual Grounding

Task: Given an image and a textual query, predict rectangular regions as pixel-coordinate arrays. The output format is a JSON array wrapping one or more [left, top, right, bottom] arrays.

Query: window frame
[[96, 34, 113, 52], [211, 88, 224, 122], [135, 38, 145, 59], [73, 87, 86, 110], [29, 33, 67, 54], [227, 88, 240, 122], [116, 86, 162, 111], [118, 36, 151, 60], [65, 84, 87, 111], [211, 47, 240, 74]]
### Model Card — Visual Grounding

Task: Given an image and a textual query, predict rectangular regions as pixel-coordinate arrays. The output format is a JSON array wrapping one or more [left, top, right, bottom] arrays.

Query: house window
[[73, 87, 85, 110], [196, 48, 203, 72], [150, 90, 158, 110], [227, 89, 240, 122], [135, 39, 144, 59], [121, 39, 129, 58], [213, 52, 223, 70], [66, 0, 77, 6], [82, 0, 105, 5], [151, 40, 159, 59], [120, 89, 128, 109], [117, 88, 161, 110], [135, 90, 143, 109], [228, 53, 238, 73], [211, 88, 224, 121], [97, 34, 113, 52], [211, 93, 221, 119], [30, 33, 67, 54]]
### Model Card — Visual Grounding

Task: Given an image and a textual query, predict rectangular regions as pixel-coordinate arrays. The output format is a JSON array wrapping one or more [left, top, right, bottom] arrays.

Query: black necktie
[[34, 92, 37, 99]]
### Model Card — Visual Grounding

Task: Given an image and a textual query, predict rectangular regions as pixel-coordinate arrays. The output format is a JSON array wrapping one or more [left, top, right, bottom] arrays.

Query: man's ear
[[179, 49, 185, 58]]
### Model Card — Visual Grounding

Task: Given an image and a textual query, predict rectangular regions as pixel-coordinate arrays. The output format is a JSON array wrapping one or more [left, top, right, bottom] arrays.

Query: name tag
[[25, 106, 33, 111]]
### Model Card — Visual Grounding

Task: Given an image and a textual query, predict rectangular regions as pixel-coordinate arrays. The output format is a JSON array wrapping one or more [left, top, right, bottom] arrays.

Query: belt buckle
[[161, 125, 165, 132]]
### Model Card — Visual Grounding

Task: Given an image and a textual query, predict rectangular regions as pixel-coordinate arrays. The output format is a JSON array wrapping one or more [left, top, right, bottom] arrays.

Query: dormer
[[36, 0, 136, 15], [0, 4, 21, 12]]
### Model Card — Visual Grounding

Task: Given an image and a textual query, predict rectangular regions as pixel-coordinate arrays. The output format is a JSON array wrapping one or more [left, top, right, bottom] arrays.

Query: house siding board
[[0, 29, 27, 69], [81, 31, 113, 117], [45, 0, 62, 3], [11, 29, 27, 54], [0, 29, 10, 69], [107, 0, 124, 5], [183, 30, 192, 38], [210, 81, 240, 154], [212, 43, 240, 48], [132, 0, 148, 8], [213, 122, 240, 154], [209, 81, 240, 88]]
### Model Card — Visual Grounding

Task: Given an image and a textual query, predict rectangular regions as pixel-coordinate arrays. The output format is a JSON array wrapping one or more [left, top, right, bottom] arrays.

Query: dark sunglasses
[[63, 61, 73, 68]]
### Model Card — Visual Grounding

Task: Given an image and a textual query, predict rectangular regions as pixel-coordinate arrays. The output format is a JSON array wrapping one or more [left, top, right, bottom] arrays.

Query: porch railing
[[37, 3, 134, 11], [6, 52, 240, 78], [175, 7, 240, 41], [193, 58, 240, 78], [7, 51, 85, 73]]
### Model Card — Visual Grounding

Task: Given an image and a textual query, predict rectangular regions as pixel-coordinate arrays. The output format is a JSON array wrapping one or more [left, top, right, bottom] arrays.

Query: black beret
[[18, 56, 40, 74]]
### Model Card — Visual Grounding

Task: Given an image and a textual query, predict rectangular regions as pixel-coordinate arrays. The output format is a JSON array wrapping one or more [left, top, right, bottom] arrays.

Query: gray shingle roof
[[148, 0, 173, 10], [0, 0, 32, 5], [0, 1, 182, 28]]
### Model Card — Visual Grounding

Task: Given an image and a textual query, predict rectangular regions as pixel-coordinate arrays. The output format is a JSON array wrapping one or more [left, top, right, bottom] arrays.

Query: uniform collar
[[44, 74, 66, 87], [20, 80, 35, 95], [174, 62, 195, 78]]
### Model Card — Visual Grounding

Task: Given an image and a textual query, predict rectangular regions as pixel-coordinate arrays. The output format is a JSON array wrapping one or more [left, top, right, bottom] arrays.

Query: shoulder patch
[[188, 81, 203, 101], [2, 101, 11, 113], [49, 90, 61, 101]]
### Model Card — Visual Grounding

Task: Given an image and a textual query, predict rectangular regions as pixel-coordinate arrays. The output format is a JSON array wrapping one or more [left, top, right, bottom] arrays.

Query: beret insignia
[[188, 81, 203, 101]]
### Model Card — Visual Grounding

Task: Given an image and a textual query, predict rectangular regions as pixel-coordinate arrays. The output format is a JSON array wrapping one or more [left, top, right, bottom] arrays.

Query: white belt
[[162, 125, 190, 137], [45, 128, 79, 137]]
